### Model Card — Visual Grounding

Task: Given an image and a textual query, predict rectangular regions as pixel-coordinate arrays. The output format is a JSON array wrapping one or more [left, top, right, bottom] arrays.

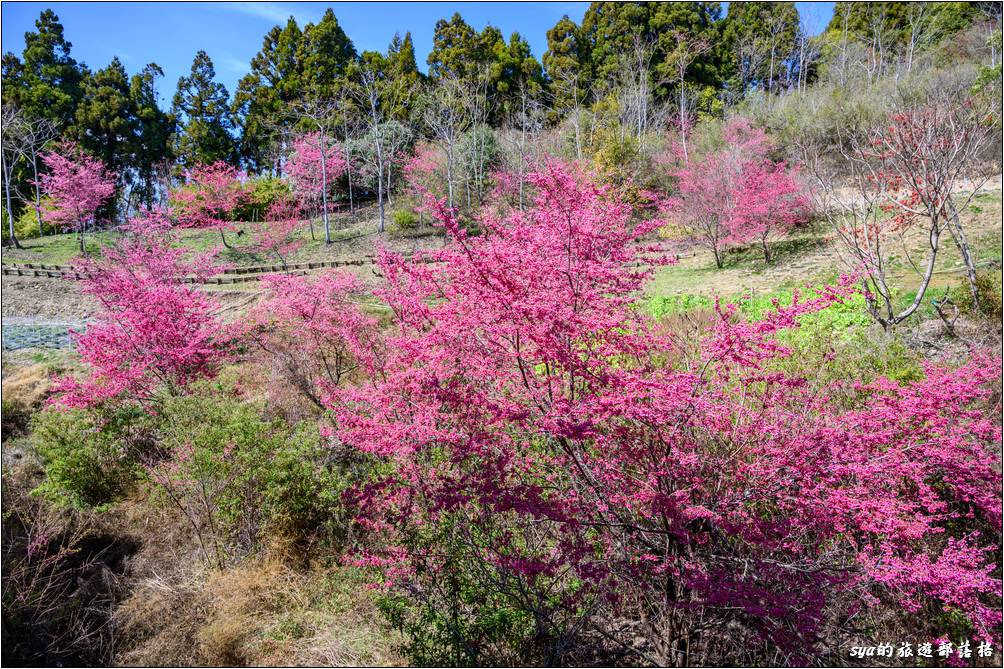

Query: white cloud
[[224, 2, 320, 26], [221, 55, 250, 75]]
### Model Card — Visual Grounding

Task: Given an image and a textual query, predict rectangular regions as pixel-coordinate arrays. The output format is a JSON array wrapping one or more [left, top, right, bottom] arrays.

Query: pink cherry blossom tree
[[320, 161, 1000, 664], [731, 158, 810, 263], [252, 196, 305, 269], [285, 132, 346, 243], [170, 161, 245, 248], [36, 141, 117, 253], [664, 117, 807, 267], [52, 208, 231, 410], [242, 270, 381, 412]]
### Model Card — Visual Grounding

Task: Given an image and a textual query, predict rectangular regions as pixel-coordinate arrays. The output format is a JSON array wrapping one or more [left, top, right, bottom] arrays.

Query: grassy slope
[[644, 190, 1002, 312]]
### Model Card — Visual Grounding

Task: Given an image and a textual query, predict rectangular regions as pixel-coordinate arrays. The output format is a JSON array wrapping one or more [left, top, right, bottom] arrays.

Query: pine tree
[[544, 15, 593, 112], [1, 9, 86, 127], [299, 8, 357, 100], [129, 64, 173, 208], [233, 17, 304, 172], [172, 50, 237, 167]]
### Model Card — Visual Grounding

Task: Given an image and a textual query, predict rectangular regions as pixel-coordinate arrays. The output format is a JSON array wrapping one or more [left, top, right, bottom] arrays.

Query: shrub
[[391, 208, 419, 230], [330, 161, 1002, 664], [151, 381, 352, 563], [232, 176, 292, 222], [29, 407, 147, 508], [1, 204, 55, 242], [952, 270, 1003, 323]]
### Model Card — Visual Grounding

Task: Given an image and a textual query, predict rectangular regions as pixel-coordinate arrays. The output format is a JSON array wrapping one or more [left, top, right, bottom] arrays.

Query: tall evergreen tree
[[71, 57, 134, 177], [172, 50, 237, 167], [383, 32, 423, 121], [234, 17, 305, 171], [579, 1, 726, 97], [299, 8, 357, 99], [544, 15, 593, 111], [0, 9, 86, 128], [427, 13, 481, 80], [129, 64, 173, 207], [723, 1, 801, 93]]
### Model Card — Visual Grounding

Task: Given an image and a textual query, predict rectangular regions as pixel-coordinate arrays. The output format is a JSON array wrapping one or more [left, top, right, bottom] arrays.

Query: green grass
[[1, 219, 372, 268]]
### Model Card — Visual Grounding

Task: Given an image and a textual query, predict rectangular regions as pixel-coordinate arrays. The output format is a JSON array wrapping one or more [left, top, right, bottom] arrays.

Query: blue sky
[[2, 2, 835, 107]]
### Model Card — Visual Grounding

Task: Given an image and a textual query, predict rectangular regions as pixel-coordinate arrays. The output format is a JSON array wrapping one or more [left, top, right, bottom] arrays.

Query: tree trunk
[[2, 155, 23, 249], [947, 201, 982, 312], [320, 140, 331, 243], [219, 227, 232, 249], [446, 148, 455, 209], [31, 154, 44, 236]]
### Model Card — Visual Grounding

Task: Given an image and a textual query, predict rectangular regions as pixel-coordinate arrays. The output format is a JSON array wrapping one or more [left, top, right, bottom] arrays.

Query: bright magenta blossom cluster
[[666, 117, 809, 264], [53, 209, 230, 409], [53, 157, 1000, 657], [325, 161, 1001, 653], [285, 133, 347, 206], [37, 141, 117, 248], [171, 161, 245, 232]]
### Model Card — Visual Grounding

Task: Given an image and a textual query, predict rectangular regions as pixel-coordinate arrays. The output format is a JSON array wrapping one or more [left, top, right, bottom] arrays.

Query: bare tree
[[665, 31, 711, 163], [421, 76, 469, 209], [2, 105, 27, 249], [802, 89, 996, 328], [355, 65, 389, 232], [15, 115, 58, 236], [501, 80, 546, 210]]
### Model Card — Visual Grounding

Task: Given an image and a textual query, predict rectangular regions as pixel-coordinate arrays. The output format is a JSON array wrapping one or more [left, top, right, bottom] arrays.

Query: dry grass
[[2, 364, 52, 443], [114, 552, 403, 667]]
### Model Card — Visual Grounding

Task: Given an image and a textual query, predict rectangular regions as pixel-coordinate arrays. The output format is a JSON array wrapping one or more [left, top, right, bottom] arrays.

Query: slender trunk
[[2, 155, 23, 249], [373, 132, 385, 233], [679, 83, 688, 164], [31, 154, 44, 236], [761, 235, 771, 264], [320, 139, 331, 243], [573, 109, 582, 161], [219, 227, 232, 249], [446, 146, 455, 209], [947, 201, 981, 312], [378, 168, 385, 232]]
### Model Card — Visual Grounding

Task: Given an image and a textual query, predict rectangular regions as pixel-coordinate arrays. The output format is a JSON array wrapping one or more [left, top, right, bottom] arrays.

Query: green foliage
[[581, 1, 728, 100], [391, 208, 419, 230], [29, 406, 147, 508], [376, 511, 576, 666], [722, 1, 800, 92], [951, 271, 1003, 323], [1, 204, 52, 241], [156, 381, 349, 550], [232, 176, 291, 222], [172, 50, 238, 167], [647, 286, 924, 388], [0, 9, 85, 128]]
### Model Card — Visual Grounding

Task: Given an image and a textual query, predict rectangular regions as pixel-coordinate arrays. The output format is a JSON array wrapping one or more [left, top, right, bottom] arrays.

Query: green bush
[[155, 382, 351, 553], [951, 271, 1003, 323], [391, 208, 420, 230], [376, 510, 580, 666], [1, 204, 56, 242], [232, 176, 292, 222], [29, 407, 146, 508]]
